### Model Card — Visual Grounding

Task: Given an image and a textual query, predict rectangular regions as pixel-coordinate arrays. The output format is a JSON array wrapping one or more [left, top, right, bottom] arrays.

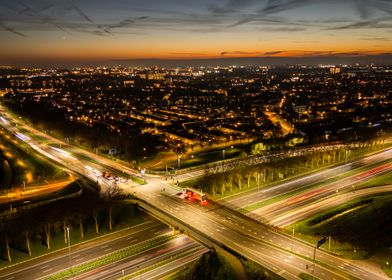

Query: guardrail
[[147, 142, 365, 176]]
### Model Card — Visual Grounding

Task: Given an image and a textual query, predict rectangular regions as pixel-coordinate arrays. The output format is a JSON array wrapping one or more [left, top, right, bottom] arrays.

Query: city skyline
[[1, 0, 392, 65]]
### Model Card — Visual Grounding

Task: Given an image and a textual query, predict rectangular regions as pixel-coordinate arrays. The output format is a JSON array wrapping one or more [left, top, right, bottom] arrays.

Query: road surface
[[0, 220, 201, 280], [0, 105, 389, 280]]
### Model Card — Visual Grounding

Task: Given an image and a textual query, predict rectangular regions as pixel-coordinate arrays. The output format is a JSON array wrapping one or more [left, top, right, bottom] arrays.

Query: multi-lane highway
[[72, 236, 207, 280], [0, 220, 163, 279], [0, 105, 390, 279], [271, 185, 392, 228], [220, 148, 392, 211], [0, 219, 206, 280], [133, 180, 387, 280], [251, 161, 392, 222]]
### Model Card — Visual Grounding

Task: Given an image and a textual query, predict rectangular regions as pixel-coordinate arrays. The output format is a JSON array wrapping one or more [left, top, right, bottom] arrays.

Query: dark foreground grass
[[241, 258, 285, 280], [170, 249, 236, 280], [295, 194, 392, 258]]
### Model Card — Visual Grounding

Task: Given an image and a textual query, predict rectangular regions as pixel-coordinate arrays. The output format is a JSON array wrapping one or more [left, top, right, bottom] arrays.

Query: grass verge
[[292, 194, 392, 259]]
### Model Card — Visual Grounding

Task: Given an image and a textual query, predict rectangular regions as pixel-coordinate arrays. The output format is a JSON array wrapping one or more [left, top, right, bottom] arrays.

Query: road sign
[[317, 236, 328, 248]]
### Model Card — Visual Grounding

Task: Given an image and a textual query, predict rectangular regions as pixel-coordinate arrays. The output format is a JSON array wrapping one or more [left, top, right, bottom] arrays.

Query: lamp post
[[66, 227, 72, 271], [178, 155, 181, 169]]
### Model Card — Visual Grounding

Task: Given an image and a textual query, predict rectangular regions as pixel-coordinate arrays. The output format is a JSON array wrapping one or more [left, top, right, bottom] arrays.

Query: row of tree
[[197, 144, 381, 198], [0, 189, 139, 262]]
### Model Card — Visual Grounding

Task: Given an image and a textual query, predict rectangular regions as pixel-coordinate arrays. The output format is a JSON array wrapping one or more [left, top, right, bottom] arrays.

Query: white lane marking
[[40, 264, 49, 269], [42, 269, 52, 274]]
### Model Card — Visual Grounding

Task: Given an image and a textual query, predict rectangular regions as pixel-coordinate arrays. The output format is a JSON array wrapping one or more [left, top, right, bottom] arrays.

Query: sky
[[0, 0, 392, 65]]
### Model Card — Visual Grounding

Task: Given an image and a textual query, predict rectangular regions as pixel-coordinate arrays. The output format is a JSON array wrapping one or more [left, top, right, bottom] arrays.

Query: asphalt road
[[130, 246, 207, 280], [133, 181, 387, 280], [0, 220, 169, 280], [72, 235, 207, 280], [253, 161, 392, 222], [220, 147, 392, 210], [271, 185, 392, 228], [0, 106, 390, 280]]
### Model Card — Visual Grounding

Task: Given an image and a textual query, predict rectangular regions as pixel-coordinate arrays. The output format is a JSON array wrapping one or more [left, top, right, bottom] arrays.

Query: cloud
[[262, 27, 307, 32], [207, 0, 255, 15], [360, 37, 391, 41], [220, 50, 263, 56], [0, 22, 27, 37], [227, 0, 392, 29], [327, 17, 392, 30], [66, 0, 94, 25], [260, 0, 311, 15], [1, 0, 391, 40], [169, 52, 207, 56], [292, 40, 319, 43], [264, 51, 284, 55]]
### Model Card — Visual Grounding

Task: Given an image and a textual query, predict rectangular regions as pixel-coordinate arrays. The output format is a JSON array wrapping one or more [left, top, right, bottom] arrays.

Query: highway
[[127, 247, 207, 280], [220, 148, 392, 210], [271, 185, 392, 228], [0, 175, 75, 205], [252, 161, 392, 222], [72, 236, 207, 280], [0, 220, 169, 280], [144, 180, 392, 279], [0, 105, 390, 279]]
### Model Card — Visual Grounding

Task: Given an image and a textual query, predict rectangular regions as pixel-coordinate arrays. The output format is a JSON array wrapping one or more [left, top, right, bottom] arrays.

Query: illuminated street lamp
[[66, 226, 72, 271]]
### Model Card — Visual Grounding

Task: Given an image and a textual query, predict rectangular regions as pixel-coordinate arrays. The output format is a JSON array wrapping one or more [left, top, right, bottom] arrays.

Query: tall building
[[330, 67, 341, 74]]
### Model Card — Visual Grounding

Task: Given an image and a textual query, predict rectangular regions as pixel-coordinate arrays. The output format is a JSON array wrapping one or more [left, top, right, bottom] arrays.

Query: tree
[[224, 172, 234, 193], [108, 206, 113, 231], [44, 224, 51, 249], [246, 170, 252, 188], [251, 142, 267, 155], [79, 215, 85, 239], [211, 180, 217, 198], [93, 211, 100, 234], [63, 218, 68, 244], [234, 172, 242, 190], [25, 230, 32, 256], [5, 234, 11, 262]]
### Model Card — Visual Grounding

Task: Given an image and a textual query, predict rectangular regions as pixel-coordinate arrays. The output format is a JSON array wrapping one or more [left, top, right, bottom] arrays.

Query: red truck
[[177, 188, 208, 206]]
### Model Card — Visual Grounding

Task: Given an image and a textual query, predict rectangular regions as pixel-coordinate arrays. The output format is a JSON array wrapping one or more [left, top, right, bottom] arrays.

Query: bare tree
[[79, 215, 84, 239], [25, 230, 31, 256], [44, 224, 51, 249], [5, 234, 11, 262]]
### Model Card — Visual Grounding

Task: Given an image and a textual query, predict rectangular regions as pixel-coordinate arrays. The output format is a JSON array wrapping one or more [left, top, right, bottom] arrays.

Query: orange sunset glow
[[0, 0, 391, 64]]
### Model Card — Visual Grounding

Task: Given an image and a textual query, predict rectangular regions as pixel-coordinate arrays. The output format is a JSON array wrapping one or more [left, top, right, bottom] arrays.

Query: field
[[294, 194, 392, 258]]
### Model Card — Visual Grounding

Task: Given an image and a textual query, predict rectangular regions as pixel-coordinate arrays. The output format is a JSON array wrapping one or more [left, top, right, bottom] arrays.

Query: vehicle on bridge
[[177, 188, 208, 206]]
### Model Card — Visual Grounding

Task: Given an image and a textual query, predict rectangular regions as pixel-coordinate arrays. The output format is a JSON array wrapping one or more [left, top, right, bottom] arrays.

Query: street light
[[178, 154, 181, 169], [66, 227, 72, 271]]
